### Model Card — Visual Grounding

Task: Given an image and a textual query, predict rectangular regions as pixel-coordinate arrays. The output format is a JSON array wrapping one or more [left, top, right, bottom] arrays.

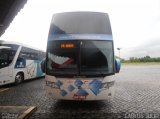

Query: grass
[[122, 62, 160, 65]]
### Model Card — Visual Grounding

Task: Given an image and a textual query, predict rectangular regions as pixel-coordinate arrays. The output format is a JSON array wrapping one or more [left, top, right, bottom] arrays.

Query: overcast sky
[[1, 0, 160, 59]]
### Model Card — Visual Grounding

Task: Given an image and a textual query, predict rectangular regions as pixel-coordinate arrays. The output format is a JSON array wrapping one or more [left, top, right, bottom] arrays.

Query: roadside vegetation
[[116, 56, 160, 65]]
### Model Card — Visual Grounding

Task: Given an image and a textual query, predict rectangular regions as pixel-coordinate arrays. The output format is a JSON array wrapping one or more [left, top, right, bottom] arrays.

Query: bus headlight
[[101, 81, 115, 89]]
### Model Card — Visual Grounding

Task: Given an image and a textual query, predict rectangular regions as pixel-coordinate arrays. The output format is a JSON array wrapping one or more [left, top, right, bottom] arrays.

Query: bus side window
[[38, 51, 45, 60], [20, 47, 38, 60], [29, 49, 38, 60]]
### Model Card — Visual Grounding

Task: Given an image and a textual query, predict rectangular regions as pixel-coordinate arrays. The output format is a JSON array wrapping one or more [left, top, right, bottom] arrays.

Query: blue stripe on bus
[[48, 34, 113, 41], [35, 60, 43, 77]]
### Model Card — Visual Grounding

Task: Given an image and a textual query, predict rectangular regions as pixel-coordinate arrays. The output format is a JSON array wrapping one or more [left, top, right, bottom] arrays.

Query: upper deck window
[[49, 12, 112, 34]]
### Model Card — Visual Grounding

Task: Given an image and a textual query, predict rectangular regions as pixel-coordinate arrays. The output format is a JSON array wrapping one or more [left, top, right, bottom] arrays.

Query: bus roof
[[49, 12, 112, 35], [0, 40, 45, 52]]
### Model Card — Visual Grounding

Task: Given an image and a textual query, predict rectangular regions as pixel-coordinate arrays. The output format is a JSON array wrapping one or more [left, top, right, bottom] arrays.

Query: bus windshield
[[47, 40, 114, 77], [81, 40, 113, 76], [0, 44, 18, 69]]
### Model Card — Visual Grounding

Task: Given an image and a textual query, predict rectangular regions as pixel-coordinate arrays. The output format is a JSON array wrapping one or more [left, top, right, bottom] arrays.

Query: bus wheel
[[15, 73, 24, 84]]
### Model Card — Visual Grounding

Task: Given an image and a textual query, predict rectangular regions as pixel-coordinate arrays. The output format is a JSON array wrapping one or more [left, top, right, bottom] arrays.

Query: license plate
[[73, 95, 86, 100]]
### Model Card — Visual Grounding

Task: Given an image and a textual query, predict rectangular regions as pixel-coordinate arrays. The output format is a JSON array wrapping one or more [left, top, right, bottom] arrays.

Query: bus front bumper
[[45, 75, 116, 101]]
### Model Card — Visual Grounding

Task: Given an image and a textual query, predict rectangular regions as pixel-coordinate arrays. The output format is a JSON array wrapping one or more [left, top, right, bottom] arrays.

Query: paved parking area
[[0, 65, 160, 119]]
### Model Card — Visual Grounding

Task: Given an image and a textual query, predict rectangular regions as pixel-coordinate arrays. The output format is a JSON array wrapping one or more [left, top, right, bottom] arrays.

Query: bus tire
[[15, 73, 24, 84]]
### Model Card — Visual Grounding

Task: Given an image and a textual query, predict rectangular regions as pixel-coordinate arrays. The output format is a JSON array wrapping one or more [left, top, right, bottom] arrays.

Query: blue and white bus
[[0, 40, 45, 86], [44, 12, 121, 100]]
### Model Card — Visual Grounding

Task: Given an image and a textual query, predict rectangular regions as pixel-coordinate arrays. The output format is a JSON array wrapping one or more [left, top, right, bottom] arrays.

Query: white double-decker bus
[[43, 12, 121, 100], [0, 40, 45, 86]]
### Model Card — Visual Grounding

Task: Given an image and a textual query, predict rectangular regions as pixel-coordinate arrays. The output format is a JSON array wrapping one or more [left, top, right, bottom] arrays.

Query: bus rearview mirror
[[41, 59, 46, 73], [115, 58, 121, 73]]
